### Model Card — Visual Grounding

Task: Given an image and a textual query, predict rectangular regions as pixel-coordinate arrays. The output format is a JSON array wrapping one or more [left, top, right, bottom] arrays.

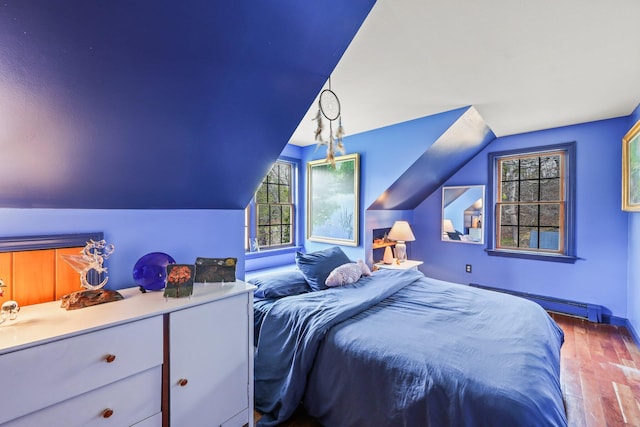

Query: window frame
[[246, 158, 298, 252], [486, 142, 578, 263]]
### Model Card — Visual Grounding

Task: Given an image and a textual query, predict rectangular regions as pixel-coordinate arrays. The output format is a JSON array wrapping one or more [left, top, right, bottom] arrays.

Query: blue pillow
[[295, 246, 351, 291], [249, 270, 311, 299]]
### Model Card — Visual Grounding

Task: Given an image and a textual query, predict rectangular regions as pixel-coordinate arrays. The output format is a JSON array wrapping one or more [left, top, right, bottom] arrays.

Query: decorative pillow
[[295, 246, 351, 291], [325, 260, 372, 287], [248, 270, 311, 299]]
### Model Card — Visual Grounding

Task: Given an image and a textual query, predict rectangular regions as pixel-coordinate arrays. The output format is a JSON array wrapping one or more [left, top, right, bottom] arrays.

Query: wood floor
[[255, 313, 640, 426], [554, 313, 640, 426]]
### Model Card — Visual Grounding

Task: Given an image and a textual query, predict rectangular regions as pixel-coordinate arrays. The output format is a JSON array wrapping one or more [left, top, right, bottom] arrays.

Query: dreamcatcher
[[312, 78, 345, 166]]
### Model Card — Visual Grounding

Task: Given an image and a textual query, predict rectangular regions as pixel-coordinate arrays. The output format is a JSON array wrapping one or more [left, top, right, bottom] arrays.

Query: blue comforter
[[254, 269, 566, 426]]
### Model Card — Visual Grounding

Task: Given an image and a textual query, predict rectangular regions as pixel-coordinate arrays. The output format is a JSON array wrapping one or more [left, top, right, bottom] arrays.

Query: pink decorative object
[[325, 260, 371, 287], [383, 246, 394, 264]]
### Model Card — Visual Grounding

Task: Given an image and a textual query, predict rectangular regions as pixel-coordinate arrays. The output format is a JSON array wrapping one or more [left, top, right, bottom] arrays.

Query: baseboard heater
[[469, 283, 602, 323]]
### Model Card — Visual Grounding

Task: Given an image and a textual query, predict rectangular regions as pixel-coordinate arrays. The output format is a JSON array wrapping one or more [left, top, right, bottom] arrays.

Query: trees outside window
[[488, 143, 576, 262], [246, 160, 295, 250]]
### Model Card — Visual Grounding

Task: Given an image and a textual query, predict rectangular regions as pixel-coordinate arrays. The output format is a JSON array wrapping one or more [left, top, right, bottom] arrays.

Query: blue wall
[[413, 117, 630, 318], [292, 107, 633, 322], [0, 209, 245, 289], [628, 103, 640, 336]]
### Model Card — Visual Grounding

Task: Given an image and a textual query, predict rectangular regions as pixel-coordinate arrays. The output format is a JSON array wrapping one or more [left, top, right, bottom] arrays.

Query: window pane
[[540, 203, 561, 227], [540, 178, 560, 201], [282, 225, 291, 244], [267, 184, 279, 203], [538, 227, 560, 250], [500, 204, 519, 226], [520, 157, 539, 179], [520, 181, 539, 202], [282, 206, 292, 223], [279, 186, 290, 203], [270, 226, 282, 245], [278, 164, 290, 184], [499, 226, 518, 248], [256, 185, 267, 203], [520, 204, 539, 226], [257, 204, 270, 225], [541, 155, 561, 178], [519, 226, 536, 248], [257, 226, 270, 247], [501, 159, 519, 181], [270, 205, 281, 224], [267, 167, 278, 183], [501, 181, 519, 202]]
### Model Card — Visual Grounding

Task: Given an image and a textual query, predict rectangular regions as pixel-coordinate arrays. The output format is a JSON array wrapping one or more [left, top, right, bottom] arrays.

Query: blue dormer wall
[[627, 103, 640, 337], [413, 117, 630, 320]]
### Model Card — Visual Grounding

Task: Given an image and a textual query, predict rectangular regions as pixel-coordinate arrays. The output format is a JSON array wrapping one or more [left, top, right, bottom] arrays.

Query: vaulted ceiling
[[290, 0, 640, 146]]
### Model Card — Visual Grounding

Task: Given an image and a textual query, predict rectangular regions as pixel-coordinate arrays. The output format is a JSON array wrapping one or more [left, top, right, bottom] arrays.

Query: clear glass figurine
[[61, 239, 115, 290]]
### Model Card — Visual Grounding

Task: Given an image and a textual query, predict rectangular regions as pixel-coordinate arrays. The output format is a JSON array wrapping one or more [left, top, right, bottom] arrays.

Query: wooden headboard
[[0, 233, 104, 306]]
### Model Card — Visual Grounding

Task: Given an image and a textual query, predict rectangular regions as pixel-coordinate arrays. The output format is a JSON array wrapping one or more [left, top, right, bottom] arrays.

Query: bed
[[250, 249, 567, 427]]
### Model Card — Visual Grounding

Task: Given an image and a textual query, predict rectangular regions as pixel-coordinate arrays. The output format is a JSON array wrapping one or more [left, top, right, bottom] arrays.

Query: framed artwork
[[164, 264, 195, 298], [194, 257, 237, 283], [307, 153, 359, 246], [623, 120, 640, 211]]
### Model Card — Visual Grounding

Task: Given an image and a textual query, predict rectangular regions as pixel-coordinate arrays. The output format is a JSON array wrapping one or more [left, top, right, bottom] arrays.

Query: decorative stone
[[60, 289, 124, 311]]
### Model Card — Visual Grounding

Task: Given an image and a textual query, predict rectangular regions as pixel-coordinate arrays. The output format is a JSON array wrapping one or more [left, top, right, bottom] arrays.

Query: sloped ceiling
[[0, 1, 375, 209], [290, 0, 640, 146], [368, 106, 495, 210]]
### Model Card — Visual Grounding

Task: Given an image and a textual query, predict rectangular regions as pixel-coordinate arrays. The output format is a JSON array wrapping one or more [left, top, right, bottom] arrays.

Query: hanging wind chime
[[312, 78, 345, 166]]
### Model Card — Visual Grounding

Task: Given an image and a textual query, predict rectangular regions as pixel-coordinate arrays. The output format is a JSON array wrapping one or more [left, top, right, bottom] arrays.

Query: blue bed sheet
[[254, 269, 566, 426]]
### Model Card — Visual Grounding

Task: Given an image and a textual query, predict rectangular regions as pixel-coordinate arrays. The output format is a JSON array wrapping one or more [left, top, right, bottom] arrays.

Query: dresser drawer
[[132, 412, 162, 427], [0, 315, 163, 424], [4, 365, 162, 427]]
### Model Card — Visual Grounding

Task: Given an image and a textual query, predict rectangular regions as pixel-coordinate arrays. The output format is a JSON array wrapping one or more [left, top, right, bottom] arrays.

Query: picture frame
[[164, 264, 195, 298], [307, 153, 359, 246], [623, 120, 640, 211], [194, 257, 237, 283]]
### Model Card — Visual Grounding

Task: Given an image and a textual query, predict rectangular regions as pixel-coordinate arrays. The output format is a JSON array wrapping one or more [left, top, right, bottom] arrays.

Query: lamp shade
[[388, 221, 415, 242], [443, 219, 455, 233]]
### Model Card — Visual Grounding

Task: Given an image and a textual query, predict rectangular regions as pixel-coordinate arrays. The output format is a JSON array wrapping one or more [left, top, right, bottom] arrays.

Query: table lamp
[[388, 220, 415, 262]]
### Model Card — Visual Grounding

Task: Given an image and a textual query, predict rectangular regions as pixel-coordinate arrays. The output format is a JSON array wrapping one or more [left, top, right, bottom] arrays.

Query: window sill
[[485, 249, 579, 264], [245, 246, 302, 260]]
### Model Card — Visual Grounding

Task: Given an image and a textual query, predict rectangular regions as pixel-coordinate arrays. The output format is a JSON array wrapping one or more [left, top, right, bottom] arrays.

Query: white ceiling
[[289, 0, 640, 146]]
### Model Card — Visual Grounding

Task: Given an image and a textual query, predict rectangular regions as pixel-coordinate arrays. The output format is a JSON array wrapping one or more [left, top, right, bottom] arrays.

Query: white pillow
[[325, 260, 372, 287]]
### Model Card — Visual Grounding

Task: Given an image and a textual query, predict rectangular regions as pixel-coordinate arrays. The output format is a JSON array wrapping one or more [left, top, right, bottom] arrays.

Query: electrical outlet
[[465, 264, 472, 273]]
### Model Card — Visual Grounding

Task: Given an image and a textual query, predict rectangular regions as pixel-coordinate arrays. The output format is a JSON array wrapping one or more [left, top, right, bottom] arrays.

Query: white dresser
[[0, 282, 255, 427]]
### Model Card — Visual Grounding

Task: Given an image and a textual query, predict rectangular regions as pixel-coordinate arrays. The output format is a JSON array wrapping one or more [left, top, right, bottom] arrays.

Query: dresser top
[[0, 281, 255, 355]]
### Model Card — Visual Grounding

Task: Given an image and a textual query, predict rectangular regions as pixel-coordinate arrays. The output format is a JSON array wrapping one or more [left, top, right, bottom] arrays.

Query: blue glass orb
[[133, 252, 176, 291]]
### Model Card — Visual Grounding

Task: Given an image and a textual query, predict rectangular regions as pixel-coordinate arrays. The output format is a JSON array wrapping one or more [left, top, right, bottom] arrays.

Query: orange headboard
[[0, 233, 104, 307]]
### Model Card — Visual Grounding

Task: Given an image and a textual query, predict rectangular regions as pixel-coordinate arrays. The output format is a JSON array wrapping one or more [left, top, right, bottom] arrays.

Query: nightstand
[[374, 259, 423, 271]]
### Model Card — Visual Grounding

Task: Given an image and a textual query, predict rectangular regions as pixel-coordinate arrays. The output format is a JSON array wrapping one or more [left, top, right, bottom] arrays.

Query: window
[[487, 142, 576, 262], [246, 160, 296, 250]]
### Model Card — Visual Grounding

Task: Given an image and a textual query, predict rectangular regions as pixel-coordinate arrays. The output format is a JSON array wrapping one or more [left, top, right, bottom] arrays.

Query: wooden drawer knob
[[178, 378, 188, 387], [104, 354, 116, 363], [102, 408, 114, 418]]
